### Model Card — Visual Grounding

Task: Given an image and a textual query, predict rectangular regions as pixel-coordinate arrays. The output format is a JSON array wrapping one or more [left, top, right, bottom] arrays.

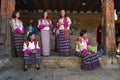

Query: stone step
[[9, 56, 81, 68], [8, 56, 120, 69]]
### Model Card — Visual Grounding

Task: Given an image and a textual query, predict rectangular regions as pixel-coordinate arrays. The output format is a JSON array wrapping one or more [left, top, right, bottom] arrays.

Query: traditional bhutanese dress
[[57, 17, 72, 56], [37, 18, 52, 56], [76, 37, 100, 70], [9, 18, 25, 57], [23, 40, 41, 65], [53, 28, 59, 52]]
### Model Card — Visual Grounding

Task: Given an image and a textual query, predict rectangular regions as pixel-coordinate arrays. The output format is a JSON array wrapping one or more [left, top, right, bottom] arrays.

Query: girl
[[37, 11, 52, 56], [76, 30, 100, 70], [23, 32, 41, 71], [9, 10, 25, 57], [57, 9, 72, 56]]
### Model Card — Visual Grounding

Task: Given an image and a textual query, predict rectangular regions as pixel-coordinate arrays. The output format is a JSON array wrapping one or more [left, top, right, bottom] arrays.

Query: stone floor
[[0, 66, 120, 80]]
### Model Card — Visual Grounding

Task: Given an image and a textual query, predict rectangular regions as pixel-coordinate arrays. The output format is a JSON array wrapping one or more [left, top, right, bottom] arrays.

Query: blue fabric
[[29, 24, 36, 34], [31, 26, 36, 34], [97, 48, 104, 57]]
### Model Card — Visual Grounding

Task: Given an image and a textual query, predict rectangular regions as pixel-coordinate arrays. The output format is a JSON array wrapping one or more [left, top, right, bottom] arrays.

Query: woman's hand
[[59, 21, 64, 25], [32, 50, 37, 54], [45, 24, 49, 27], [87, 52, 91, 54], [20, 31, 24, 34], [85, 38, 89, 41]]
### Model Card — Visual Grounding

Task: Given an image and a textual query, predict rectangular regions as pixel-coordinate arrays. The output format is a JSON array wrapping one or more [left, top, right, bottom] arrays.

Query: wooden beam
[[59, 0, 64, 10], [43, 0, 50, 10], [27, 0, 37, 11], [20, 0, 31, 11], [66, 0, 73, 11], [56, 0, 60, 11], [84, 0, 94, 12], [92, 3, 101, 12], [48, 0, 54, 11], [15, 0, 25, 10], [52, 0, 57, 11], [0, 0, 15, 56], [102, 0, 116, 64], [33, 0, 41, 9], [38, 0, 45, 10], [90, 0, 99, 12], [78, 0, 88, 12], [64, 0, 69, 10], [70, 0, 78, 12], [23, 0, 34, 11]]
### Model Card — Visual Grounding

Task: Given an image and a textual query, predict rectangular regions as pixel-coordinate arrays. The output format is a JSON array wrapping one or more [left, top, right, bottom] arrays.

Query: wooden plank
[[102, 0, 117, 65], [104, 0, 116, 55], [0, 0, 15, 56]]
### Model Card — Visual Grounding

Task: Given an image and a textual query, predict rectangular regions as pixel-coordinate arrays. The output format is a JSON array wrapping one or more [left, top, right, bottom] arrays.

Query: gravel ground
[[0, 67, 120, 80]]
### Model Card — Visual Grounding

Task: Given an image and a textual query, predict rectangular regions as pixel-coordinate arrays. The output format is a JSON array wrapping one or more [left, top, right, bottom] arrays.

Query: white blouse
[[23, 41, 40, 51], [76, 37, 87, 52], [37, 19, 52, 30], [58, 17, 72, 30], [9, 18, 24, 31]]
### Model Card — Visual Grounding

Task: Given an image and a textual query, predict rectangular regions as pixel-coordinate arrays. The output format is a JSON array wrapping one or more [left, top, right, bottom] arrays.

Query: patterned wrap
[[76, 37, 100, 70]]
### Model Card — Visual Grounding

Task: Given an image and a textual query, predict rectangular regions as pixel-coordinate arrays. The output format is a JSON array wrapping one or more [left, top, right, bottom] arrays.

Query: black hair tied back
[[80, 30, 87, 37], [12, 10, 19, 18], [27, 32, 34, 41]]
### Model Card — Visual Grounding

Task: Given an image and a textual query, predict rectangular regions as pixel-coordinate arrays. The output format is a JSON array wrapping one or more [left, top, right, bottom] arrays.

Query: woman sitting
[[23, 32, 41, 71], [76, 30, 100, 70]]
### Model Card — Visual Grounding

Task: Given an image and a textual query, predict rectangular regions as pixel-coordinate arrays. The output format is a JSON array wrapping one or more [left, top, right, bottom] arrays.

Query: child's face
[[30, 34, 35, 40]]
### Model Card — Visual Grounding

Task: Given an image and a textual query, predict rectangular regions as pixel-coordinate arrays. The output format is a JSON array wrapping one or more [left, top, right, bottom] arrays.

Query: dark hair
[[60, 9, 67, 18], [42, 10, 48, 18], [27, 32, 34, 41], [80, 30, 87, 37], [12, 10, 20, 18]]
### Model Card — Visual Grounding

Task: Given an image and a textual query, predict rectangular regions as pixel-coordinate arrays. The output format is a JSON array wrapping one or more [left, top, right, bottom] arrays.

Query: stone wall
[[21, 12, 101, 32], [20, 12, 101, 53]]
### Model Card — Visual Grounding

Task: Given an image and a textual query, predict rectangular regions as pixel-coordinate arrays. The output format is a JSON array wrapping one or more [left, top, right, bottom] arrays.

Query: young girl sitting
[[23, 32, 41, 71]]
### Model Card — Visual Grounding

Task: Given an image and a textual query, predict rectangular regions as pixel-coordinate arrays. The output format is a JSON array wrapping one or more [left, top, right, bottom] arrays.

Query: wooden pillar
[[0, 0, 15, 57], [102, 0, 117, 64]]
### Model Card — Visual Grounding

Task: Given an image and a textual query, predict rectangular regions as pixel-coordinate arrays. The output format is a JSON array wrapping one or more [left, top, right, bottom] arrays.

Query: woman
[[76, 30, 100, 70], [57, 9, 72, 56], [96, 25, 102, 51], [37, 11, 52, 56], [9, 10, 25, 57], [23, 32, 41, 71]]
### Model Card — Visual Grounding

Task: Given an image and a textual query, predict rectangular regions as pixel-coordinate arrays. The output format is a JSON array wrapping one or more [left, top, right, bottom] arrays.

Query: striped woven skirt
[[58, 30, 71, 56], [76, 52, 100, 70], [54, 35, 59, 52], [12, 31, 24, 57], [24, 53, 42, 65], [41, 30, 50, 56]]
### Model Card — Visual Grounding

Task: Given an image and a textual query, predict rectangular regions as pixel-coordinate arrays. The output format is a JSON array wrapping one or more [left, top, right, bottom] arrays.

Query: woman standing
[[9, 11, 25, 57], [23, 33, 41, 71], [37, 11, 52, 56], [57, 10, 72, 56], [76, 30, 100, 70]]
